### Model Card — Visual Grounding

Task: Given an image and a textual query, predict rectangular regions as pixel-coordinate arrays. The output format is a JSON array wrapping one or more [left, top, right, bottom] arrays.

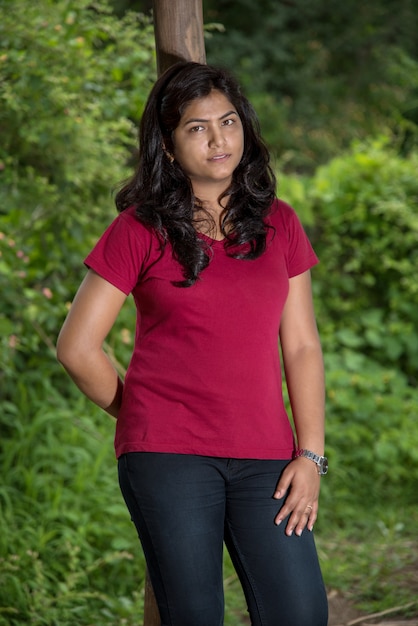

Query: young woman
[[57, 62, 328, 626]]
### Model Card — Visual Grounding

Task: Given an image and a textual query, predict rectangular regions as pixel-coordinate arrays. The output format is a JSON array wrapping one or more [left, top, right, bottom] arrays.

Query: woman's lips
[[210, 153, 230, 161]]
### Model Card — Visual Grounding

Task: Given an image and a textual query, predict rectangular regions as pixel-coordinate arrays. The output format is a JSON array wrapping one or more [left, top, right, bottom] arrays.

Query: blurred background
[[1, 1, 417, 623]]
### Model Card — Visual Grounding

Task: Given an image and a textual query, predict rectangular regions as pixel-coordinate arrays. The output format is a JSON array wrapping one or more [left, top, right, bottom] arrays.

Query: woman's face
[[172, 90, 244, 198]]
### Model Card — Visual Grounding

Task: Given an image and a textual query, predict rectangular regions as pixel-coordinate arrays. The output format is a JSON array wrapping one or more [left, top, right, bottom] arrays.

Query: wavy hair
[[115, 62, 276, 287]]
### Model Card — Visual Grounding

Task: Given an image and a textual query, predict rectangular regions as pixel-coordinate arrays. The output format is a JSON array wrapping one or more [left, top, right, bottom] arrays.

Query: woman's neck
[[193, 197, 229, 241]]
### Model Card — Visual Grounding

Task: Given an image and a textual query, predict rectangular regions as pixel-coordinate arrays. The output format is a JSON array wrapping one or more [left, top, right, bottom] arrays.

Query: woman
[[57, 61, 328, 626]]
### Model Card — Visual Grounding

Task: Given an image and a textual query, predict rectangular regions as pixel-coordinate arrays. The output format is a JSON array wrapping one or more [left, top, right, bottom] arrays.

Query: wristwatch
[[293, 449, 329, 475]]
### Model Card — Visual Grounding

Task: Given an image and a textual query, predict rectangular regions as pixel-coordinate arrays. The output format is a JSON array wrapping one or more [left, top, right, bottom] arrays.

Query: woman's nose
[[208, 126, 225, 147]]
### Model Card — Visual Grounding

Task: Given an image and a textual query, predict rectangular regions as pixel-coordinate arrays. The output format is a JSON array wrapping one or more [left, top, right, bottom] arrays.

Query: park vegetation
[[1, 0, 417, 623]]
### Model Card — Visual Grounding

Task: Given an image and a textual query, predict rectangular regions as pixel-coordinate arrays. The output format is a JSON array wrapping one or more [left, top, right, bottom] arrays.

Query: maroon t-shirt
[[85, 199, 318, 459]]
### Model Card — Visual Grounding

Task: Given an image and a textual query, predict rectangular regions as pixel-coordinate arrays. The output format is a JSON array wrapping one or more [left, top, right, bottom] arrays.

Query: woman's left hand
[[273, 457, 321, 536]]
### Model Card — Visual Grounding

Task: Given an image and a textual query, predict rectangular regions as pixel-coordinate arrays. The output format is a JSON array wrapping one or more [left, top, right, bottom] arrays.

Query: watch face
[[320, 457, 329, 475]]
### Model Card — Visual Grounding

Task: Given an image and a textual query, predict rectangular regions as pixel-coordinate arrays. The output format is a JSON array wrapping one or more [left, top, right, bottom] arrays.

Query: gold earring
[[163, 147, 174, 164]]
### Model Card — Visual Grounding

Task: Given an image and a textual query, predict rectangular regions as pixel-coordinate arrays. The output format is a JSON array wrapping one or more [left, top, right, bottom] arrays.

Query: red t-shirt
[[85, 199, 318, 459]]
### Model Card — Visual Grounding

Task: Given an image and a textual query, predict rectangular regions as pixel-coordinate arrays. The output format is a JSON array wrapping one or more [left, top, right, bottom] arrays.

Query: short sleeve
[[270, 199, 319, 278], [84, 209, 151, 295]]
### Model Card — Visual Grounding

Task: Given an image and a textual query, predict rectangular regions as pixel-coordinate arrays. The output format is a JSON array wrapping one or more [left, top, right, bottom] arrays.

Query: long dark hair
[[115, 62, 276, 287]]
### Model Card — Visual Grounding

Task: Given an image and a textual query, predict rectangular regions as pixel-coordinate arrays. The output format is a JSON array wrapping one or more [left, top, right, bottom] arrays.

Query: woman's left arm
[[274, 269, 325, 536]]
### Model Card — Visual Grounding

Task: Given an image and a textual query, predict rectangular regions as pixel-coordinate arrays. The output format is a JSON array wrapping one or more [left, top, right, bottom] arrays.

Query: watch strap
[[293, 448, 328, 475]]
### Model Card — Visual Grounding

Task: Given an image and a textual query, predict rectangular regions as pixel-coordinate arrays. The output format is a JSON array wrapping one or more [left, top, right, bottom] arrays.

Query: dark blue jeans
[[118, 453, 328, 626]]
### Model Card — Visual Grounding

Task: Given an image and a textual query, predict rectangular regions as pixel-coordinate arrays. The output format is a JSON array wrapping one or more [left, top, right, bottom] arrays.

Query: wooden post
[[143, 569, 161, 625], [143, 5, 206, 625], [152, 0, 206, 76]]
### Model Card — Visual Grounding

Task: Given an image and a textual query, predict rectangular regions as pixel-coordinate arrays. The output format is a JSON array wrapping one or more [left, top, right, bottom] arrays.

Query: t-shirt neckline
[[197, 232, 226, 245]]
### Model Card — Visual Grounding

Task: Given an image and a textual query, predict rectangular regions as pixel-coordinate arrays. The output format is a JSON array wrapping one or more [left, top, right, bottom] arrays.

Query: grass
[[317, 509, 418, 617], [0, 388, 146, 626]]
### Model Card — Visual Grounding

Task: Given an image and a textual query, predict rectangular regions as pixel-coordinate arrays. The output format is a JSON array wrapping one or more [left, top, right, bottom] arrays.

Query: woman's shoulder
[[118, 205, 147, 228], [266, 198, 302, 234], [268, 197, 297, 222], [112, 206, 160, 244], [85, 206, 164, 294], [87, 205, 160, 263]]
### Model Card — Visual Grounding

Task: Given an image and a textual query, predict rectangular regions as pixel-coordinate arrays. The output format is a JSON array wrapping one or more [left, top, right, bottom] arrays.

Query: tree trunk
[[143, 5, 206, 624], [152, 0, 206, 76], [143, 569, 161, 626]]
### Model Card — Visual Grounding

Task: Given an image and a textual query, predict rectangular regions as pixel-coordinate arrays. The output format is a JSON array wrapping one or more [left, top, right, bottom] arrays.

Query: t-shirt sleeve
[[273, 200, 319, 278], [84, 211, 149, 295]]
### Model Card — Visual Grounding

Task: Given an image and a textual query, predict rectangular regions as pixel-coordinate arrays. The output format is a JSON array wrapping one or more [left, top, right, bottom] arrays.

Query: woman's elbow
[[56, 336, 74, 372], [56, 331, 85, 374]]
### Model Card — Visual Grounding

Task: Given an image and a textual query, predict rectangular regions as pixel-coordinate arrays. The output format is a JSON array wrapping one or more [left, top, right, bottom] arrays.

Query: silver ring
[[306, 505, 313, 510]]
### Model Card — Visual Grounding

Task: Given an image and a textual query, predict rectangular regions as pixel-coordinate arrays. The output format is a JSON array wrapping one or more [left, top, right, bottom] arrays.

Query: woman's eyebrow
[[183, 110, 238, 125]]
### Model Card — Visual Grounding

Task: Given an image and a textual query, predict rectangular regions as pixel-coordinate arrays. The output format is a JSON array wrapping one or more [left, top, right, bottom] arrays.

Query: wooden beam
[[143, 569, 161, 625], [152, 0, 206, 75]]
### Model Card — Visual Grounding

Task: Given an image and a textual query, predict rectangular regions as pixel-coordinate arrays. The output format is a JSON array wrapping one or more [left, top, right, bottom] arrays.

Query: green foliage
[[0, 1, 153, 622], [281, 140, 418, 519], [320, 352, 418, 519], [317, 512, 418, 614], [0, 394, 146, 625], [0, 0, 154, 195], [310, 140, 418, 383], [0, 0, 153, 401], [204, 0, 418, 170]]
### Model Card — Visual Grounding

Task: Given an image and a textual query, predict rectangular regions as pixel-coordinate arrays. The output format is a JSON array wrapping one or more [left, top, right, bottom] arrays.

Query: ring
[[306, 505, 313, 510]]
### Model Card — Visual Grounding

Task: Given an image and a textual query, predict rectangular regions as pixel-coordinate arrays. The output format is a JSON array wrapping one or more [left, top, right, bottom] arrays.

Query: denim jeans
[[118, 453, 328, 626]]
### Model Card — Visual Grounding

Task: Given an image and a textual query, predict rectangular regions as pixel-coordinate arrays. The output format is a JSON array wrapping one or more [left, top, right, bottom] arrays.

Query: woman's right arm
[[56, 269, 128, 418]]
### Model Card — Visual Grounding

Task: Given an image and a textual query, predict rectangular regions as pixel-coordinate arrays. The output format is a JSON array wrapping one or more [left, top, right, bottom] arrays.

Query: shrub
[[280, 140, 418, 519], [0, 2, 154, 622], [0, 0, 153, 403], [310, 139, 418, 384]]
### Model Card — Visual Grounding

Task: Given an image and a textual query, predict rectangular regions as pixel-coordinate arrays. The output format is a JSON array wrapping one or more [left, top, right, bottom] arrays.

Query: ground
[[325, 524, 418, 626], [235, 590, 418, 626], [328, 590, 418, 626]]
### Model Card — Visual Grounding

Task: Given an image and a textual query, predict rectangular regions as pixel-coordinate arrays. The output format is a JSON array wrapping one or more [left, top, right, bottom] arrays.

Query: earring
[[163, 148, 174, 164]]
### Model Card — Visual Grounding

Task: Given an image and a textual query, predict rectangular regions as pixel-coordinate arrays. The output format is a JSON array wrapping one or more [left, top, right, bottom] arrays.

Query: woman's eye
[[222, 118, 234, 126], [190, 125, 204, 133]]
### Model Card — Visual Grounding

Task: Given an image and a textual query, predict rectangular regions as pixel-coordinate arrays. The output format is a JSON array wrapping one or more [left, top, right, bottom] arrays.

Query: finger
[[273, 470, 294, 500], [295, 504, 317, 536], [307, 505, 318, 532], [276, 500, 317, 536], [274, 493, 304, 530], [285, 505, 310, 537]]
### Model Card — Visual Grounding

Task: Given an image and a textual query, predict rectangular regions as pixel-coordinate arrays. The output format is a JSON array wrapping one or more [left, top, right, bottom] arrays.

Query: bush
[[280, 140, 418, 518], [0, 2, 154, 622], [0, 0, 153, 402], [320, 351, 418, 521], [0, 394, 145, 625], [310, 139, 418, 384]]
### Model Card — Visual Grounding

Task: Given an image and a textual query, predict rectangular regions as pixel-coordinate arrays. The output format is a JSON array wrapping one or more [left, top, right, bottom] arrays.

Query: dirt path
[[328, 590, 418, 626]]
